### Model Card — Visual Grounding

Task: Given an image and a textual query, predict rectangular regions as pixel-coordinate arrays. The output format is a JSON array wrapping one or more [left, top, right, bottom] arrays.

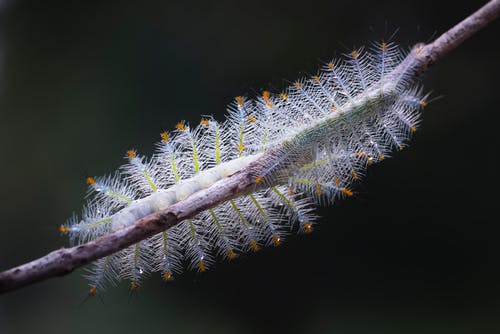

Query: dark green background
[[0, 0, 499, 333]]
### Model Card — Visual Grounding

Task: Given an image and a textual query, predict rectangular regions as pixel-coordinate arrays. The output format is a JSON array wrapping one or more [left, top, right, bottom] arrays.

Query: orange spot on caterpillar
[[378, 153, 385, 160], [176, 122, 186, 131], [160, 132, 170, 143], [410, 126, 417, 133], [262, 91, 274, 109], [86, 177, 96, 185], [352, 170, 359, 180], [236, 96, 244, 107], [355, 151, 367, 158], [163, 271, 173, 282], [313, 75, 320, 83], [279, 92, 288, 101], [316, 185, 322, 195], [127, 149, 136, 159], [273, 233, 281, 247], [289, 185, 294, 196], [255, 175, 264, 184], [416, 47, 423, 55], [58, 225, 69, 234], [303, 222, 313, 234], [420, 100, 427, 108], [227, 248, 236, 260], [340, 188, 353, 197], [351, 50, 358, 59], [88, 285, 97, 296], [130, 280, 139, 291], [333, 176, 341, 186], [294, 81, 302, 89], [247, 115, 257, 123], [235, 144, 246, 152], [356, 152, 374, 165], [327, 62, 334, 70], [200, 118, 210, 126], [381, 42, 387, 51], [250, 239, 260, 252], [398, 145, 404, 151], [198, 259, 206, 272]]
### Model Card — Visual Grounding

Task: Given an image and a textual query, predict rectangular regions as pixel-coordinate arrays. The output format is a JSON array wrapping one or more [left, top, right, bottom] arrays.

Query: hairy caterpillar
[[60, 42, 428, 294]]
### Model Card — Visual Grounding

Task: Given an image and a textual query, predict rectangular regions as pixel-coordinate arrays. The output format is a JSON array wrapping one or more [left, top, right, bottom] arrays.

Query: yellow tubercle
[[255, 175, 264, 184], [289, 185, 294, 196], [313, 75, 320, 83], [303, 222, 313, 234], [160, 131, 170, 143], [315, 185, 322, 195], [86, 177, 96, 185], [89, 285, 97, 296], [356, 151, 374, 164], [130, 280, 139, 291], [200, 118, 210, 126], [235, 144, 246, 152], [247, 115, 257, 123], [331, 105, 337, 112], [227, 248, 236, 260], [351, 50, 358, 59], [176, 122, 186, 131], [352, 170, 359, 180], [327, 62, 334, 70], [381, 42, 387, 51], [273, 233, 281, 247], [333, 176, 341, 186], [410, 126, 417, 133], [58, 225, 69, 234], [420, 100, 427, 108], [236, 96, 244, 107], [262, 91, 274, 109], [279, 92, 288, 101], [250, 239, 260, 252], [378, 153, 385, 160], [163, 271, 173, 282], [294, 81, 302, 89], [127, 149, 136, 159], [355, 151, 367, 158], [340, 188, 353, 197], [198, 260, 206, 272]]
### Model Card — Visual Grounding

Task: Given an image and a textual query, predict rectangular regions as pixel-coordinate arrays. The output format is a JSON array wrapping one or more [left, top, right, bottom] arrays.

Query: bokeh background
[[0, 0, 499, 333]]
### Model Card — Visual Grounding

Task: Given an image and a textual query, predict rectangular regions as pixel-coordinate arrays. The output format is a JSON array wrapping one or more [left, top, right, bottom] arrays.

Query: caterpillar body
[[62, 42, 427, 293]]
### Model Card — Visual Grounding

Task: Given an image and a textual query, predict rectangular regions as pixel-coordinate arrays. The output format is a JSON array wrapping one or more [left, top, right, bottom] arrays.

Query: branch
[[1, 0, 499, 295]]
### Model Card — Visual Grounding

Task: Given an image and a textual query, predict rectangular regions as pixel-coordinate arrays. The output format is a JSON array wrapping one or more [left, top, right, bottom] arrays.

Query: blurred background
[[0, 0, 499, 333]]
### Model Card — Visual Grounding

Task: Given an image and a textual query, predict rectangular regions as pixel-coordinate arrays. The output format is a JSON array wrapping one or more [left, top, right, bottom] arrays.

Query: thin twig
[[1, 0, 499, 295]]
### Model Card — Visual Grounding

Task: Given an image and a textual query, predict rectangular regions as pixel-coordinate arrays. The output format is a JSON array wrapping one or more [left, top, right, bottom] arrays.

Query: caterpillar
[[60, 42, 428, 294]]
